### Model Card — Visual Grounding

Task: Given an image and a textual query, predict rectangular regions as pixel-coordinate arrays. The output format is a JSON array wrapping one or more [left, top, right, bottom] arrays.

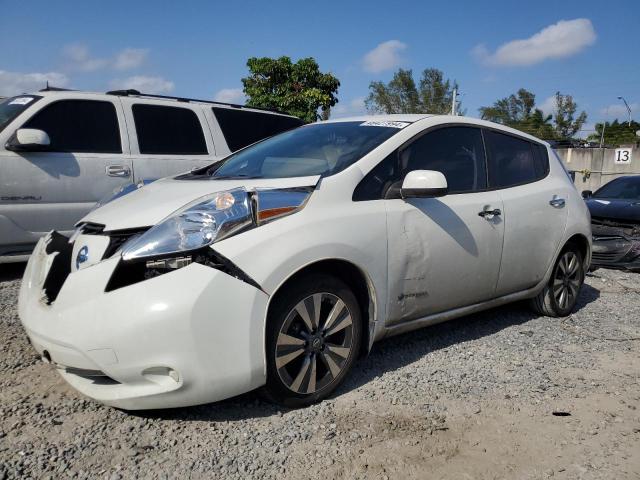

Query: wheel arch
[[564, 233, 591, 269], [265, 258, 377, 357]]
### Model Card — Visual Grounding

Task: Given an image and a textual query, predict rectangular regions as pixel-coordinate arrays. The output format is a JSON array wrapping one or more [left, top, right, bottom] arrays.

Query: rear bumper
[[18, 234, 270, 410]]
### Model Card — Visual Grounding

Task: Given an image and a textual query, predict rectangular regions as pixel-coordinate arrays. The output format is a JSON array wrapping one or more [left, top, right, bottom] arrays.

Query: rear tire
[[530, 246, 585, 317], [263, 274, 362, 408]]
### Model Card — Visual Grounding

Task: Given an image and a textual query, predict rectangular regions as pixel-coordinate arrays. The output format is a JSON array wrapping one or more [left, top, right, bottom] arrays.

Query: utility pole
[[451, 88, 458, 116], [617, 96, 632, 127], [600, 105, 609, 149]]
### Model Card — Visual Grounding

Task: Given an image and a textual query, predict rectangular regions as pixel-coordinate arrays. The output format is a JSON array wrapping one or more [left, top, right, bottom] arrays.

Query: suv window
[[24, 100, 121, 153], [484, 130, 548, 188], [212, 107, 303, 152], [133, 104, 207, 155], [353, 126, 487, 201]]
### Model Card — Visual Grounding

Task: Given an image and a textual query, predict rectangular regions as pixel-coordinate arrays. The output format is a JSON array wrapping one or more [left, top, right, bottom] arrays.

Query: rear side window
[[212, 107, 303, 152], [24, 100, 121, 153], [484, 130, 548, 188], [133, 104, 207, 155]]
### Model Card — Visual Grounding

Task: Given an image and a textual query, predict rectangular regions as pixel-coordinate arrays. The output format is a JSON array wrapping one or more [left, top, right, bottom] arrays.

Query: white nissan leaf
[[18, 115, 591, 410]]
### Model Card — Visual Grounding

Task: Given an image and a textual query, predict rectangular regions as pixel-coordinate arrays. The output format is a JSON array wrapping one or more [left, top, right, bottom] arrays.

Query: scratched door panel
[[385, 191, 504, 325]]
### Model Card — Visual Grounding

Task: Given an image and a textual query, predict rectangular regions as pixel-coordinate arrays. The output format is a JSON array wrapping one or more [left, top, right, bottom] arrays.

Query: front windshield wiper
[[212, 174, 262, 180]]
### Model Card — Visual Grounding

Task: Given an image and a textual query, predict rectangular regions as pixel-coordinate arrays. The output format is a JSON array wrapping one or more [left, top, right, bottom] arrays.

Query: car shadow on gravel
[[135, 283, 600, 422], [341, 282, 601, 393], [0, 263, 26, 282]]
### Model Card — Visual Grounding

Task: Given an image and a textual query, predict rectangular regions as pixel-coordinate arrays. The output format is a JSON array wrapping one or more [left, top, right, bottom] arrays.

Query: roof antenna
[[45, 80, 49, 90]]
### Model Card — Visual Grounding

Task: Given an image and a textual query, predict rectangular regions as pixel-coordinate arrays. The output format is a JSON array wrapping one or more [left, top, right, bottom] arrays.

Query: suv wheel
[[531, 247, 585, 317], [264, 274, 361, 407]]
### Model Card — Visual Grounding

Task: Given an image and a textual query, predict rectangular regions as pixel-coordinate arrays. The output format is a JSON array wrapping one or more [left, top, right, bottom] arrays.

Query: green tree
[[520, 109, 555, 139], [553, 91, 587, 139], [587, 119, 640, 146], [480, 89, 588, 140], [479, 88, 536, 125], [365, 68, 461, 115], [241, 56, 340, 123]]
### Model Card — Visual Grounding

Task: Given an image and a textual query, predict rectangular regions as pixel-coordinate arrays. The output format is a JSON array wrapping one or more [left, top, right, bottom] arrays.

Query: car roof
[[320, 114, 550, 145], [27, 89, 298, 118], [321, 114, 433, 123]]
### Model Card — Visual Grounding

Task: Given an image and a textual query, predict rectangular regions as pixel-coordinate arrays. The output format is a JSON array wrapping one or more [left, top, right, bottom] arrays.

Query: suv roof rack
[[105, 89, 290, 116]]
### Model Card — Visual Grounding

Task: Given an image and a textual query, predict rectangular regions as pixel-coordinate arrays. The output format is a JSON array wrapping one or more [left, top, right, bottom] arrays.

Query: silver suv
[[0, 88, 302, 263]]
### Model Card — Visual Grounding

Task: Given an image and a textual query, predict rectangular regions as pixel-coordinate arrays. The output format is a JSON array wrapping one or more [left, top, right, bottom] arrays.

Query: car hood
[[586, 198, 640, 223], [82, 175, 321, 231]]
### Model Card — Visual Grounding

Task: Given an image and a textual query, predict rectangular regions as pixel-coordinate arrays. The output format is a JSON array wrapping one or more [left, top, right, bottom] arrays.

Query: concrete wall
[[554, 148, 638, 193]]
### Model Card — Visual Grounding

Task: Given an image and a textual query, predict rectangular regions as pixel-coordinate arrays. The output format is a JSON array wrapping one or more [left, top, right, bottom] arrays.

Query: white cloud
[[0, 70, 69, 96], [601, 102, 637, 118], [214, 88, 245, 103], [472, 19, 596, 67], [109, 76, 174, 94], [63, 44, 149, 72], [331, 97, 367, 118], [362, 40, 407, 73], [114, 48, 148, 70], [538, 95, 557, 117], [63, 44, 108, 72]]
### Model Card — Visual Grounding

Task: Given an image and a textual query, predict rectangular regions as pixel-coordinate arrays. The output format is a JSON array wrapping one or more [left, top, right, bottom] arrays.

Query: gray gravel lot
[[1, 263, 639, 479]]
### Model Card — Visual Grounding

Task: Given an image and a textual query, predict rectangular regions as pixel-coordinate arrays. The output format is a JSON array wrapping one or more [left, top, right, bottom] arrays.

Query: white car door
[[354, 126, 504, 326], [0, 97, 131, 245], [483, 130, 569, 295], [121, 99, 217, 180]]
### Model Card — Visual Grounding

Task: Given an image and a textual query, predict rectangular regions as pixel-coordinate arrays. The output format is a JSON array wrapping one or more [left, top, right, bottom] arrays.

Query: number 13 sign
[[615, 148, 632, 164]]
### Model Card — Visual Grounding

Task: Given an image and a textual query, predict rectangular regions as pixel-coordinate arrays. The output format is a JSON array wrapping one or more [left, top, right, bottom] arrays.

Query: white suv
[[18, 115, 591, 410], [0, 88, 301, 262]]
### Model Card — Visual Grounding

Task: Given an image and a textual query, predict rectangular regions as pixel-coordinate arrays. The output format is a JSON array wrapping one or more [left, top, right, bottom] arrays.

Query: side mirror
[[581, 190, 592, 199], [6, 128, 51, 152], [401, 170, 448, 199]]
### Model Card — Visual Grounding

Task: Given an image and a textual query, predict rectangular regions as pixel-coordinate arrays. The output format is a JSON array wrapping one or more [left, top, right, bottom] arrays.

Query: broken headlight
[[121, 187, 311, 261]]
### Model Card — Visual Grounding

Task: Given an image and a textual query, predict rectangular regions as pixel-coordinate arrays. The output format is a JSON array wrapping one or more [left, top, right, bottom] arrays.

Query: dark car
[[583, 176, 640, 272]]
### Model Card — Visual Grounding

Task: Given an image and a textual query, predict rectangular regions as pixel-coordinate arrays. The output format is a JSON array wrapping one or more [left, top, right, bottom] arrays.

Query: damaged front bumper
[[590, 221, 640, 271], [18, 231, 270, 410]]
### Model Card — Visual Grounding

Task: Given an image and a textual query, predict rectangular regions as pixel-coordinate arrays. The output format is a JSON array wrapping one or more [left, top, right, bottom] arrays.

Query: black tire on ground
[[530, 246, 585, 317], [263, 273, 362, 408]]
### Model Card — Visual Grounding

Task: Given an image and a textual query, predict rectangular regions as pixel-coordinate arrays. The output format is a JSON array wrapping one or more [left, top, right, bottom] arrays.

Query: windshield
[[593, 177, 640, 200], [0, 95, 41, 133], [211, 121, 405, 179]]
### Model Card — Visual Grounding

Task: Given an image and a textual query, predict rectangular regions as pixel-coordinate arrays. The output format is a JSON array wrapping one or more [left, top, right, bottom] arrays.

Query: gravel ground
[[0, 263, 639, 479]]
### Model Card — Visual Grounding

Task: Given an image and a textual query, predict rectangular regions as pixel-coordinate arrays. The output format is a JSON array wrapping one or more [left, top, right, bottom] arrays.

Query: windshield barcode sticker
[[360, 120, 410, 128], [8, 97, 34, 106]]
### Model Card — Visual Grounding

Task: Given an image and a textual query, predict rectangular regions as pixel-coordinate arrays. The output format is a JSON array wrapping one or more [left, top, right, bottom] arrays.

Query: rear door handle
[[549, 195, 565, 208], [106, 165, 131, 177], [478, 207, 502, 219]]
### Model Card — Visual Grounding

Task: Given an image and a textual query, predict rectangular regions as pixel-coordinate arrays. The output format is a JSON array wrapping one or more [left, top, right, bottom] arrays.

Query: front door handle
[[549, 195, 566, 208], [106, 165, 131, 177], [478, 207, 502, 219]]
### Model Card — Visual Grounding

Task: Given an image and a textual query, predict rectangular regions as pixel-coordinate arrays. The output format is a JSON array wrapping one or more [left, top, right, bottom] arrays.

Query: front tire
[[531, 247, 585, 317], [264, 274, 362, 407]]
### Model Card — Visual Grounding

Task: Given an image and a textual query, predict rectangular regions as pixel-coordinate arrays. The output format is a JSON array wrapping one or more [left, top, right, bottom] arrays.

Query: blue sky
[[1, 0, 638, 135]]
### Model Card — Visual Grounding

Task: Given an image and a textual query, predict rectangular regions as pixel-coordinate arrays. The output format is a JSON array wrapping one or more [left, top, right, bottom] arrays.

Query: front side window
[[485, 130, 546, 188], [353, 126, 487, 200], [23, 99, 121, 153], [0, 95, 42, 133], [212, 107, 302, 152], [593, 176, 640, 200], [133, 104, 207, 155], [210, 122, 401, 179]]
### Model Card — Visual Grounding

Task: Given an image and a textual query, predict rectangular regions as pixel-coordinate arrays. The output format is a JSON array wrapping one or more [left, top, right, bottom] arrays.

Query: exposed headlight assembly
[[121, 187, 311, 261]]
